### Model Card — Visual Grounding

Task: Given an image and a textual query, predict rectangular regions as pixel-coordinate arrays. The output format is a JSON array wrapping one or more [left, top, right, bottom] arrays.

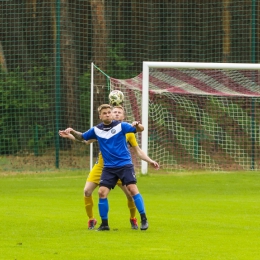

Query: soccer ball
[[108, 90, 124, 106]]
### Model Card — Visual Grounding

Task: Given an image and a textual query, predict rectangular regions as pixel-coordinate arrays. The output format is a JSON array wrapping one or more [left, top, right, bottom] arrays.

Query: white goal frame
[[141, 62, 260, 174], [90, 62, 94, 169]]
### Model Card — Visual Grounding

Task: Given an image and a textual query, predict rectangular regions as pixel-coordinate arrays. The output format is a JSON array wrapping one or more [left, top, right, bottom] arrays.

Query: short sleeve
[[121, 122, 136, 134], [82, 128, 96, 141], [126, 133, 138, 147]]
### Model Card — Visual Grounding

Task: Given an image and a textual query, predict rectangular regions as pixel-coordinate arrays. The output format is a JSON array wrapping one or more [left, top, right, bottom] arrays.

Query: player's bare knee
[[98, 186, 109, 198], [127, 184, 139, 196], [84, 188, 92, 197]]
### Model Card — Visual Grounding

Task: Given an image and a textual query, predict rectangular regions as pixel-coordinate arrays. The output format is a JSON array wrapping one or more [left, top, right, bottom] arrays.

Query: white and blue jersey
[[82, 120, 137, 167]]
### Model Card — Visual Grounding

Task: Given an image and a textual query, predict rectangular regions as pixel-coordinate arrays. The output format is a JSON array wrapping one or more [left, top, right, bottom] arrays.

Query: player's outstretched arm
[[131, 146, 159, 170], [59, 130, 95, 145], [132, 121, 144, 132], [64, 127, 84, 142]]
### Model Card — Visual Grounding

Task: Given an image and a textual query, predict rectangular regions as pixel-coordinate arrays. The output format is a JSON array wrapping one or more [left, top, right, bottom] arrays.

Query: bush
[[0, 67, 53, 155]]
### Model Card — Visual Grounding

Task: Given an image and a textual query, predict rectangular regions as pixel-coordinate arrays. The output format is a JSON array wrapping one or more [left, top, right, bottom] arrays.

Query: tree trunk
[[0, 42, 7, 72], [59, 0, 79, 128], [0, 1, 32, 72], [90, 0, 108, 84], [90, 0, 108, 121], [223, 0, 231, 62]]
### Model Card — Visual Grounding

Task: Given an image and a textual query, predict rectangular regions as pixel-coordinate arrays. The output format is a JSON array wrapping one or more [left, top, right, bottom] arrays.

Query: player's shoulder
[[121, 121, 131, 125], [95, 122, 103, 129], [95, 120, 120, 130], [121, 121, 133, 128], [112, 120, 121, 126]]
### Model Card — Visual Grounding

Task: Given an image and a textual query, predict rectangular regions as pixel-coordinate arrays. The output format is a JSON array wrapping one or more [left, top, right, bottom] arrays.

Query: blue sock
[[98, 198, 109, 220], [133, 193, 145, 214]]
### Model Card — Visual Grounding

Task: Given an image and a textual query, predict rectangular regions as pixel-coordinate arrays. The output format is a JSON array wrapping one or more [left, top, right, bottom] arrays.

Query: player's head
[[97, 104, 113, 124], [112, 105, 126, 121]]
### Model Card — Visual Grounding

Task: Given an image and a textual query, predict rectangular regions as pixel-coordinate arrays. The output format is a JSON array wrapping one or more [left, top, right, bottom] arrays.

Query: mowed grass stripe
[[1, 171, 260, 260]]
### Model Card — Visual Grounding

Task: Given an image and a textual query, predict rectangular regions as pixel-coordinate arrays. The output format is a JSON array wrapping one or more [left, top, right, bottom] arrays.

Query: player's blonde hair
[[112, 105, 125, 113], [97, 104, 112, 114]]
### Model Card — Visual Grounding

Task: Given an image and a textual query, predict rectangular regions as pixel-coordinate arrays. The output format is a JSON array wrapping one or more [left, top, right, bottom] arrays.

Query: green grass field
[[1, 170, 260, 260]]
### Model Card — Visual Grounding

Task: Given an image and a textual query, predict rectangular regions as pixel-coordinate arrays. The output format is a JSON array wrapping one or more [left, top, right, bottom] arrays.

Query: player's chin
[[102, 119, 110, 124]]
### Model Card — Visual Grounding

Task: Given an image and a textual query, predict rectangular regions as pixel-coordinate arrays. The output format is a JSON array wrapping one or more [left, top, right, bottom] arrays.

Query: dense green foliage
[[0, 67, 53, 154], [107, 43, 137, 79], [0, 43, 133, 155], [1, 1, 259, 171]]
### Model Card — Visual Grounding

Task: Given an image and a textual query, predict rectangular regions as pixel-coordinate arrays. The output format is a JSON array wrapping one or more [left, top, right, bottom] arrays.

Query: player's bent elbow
[[136, 127, 144, 132]]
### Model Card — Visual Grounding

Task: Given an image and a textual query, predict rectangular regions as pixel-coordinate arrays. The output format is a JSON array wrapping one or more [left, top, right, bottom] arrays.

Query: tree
[[0, 42, 7, 72]]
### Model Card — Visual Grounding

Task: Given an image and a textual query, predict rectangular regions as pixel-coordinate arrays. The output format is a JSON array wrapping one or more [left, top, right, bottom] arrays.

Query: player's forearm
[[133, 146, 153, 163], [84, 139, 96, 145], [76, 139, 95, 145], [132, 146, 159, 169], [136, 124, 144, 132], [66, 133, 76, 141], [70, 130, 84, 141], [139, 153, 154, 164], [138, 151, 159, 169]]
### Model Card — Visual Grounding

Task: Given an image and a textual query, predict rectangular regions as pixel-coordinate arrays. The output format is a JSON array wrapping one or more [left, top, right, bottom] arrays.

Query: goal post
[[90, 62, 95, 170], [141, 61, 260, 173]]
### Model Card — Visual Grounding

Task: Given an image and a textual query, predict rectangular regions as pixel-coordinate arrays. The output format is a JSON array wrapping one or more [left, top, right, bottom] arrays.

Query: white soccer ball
[[109, 90, 124, 106]]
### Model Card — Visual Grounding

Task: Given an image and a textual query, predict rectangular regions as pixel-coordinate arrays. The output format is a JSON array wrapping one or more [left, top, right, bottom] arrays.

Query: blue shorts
[[100, 164, 137, 189]]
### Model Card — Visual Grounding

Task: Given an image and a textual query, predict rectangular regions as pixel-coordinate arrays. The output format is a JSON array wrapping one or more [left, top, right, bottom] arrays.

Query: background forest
[[0, 0, 259, 171]]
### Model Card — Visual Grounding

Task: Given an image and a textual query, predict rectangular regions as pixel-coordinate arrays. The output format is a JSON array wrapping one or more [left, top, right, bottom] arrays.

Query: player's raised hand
[[59, 130, 69, 138], [132, 121, 144, 132], [64, 127, 74, 134], [59, 130, 76, 141], [131, 121, 140, 127], [150, 160, 159, 170]]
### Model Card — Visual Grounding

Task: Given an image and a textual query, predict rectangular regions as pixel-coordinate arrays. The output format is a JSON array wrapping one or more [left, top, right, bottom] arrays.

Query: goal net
[[108, 62, 260, 173]]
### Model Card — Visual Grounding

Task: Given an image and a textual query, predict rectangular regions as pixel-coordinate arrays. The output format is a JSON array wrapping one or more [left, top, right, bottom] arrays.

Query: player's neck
[[103, 119, 113, 125]]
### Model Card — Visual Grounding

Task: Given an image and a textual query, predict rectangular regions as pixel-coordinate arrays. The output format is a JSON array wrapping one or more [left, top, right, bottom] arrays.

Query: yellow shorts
[[86, 163, 122, 185]]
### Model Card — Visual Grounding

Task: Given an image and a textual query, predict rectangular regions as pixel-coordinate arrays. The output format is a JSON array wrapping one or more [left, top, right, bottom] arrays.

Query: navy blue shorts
[[100, 164, 137, 189]]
